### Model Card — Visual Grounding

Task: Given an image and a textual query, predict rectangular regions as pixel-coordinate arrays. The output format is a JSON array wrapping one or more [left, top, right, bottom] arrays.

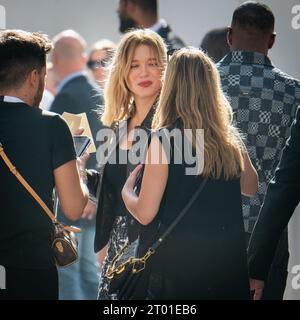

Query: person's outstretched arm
[[122, 135, 168, 226], [240, 150, 258, 197], [52, 116, 89, 221], [54, 160, 88, 220]]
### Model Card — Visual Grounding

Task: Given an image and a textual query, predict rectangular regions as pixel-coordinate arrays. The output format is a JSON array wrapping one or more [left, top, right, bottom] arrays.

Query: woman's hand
[[121, 135, 168, 225], [250, 278, 264, 300], [122, 165, 143, 197], [74, 127, 84, 135], [82, 199, 97, 220], [77, 151, 90, 182], [73, 126, 89, 180], [240, 151, 258, 197], [121, 164, 142, 223]]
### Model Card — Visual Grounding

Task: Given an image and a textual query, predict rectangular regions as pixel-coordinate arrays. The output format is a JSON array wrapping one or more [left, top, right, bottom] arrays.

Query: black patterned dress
[[98, 217, 128, 299], [97, 147, 130, 300], [96, 107, 155, 299]]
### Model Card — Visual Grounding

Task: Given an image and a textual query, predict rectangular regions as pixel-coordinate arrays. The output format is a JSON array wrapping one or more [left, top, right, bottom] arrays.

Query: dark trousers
[[0, 266, 58, 300], [247, 230, 289, 300], [262, 230, 289, 300]]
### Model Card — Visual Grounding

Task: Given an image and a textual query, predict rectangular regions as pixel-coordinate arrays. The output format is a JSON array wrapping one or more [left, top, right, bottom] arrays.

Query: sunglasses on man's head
[[167, 48, 180, 62], [87, 59, 108, 70]]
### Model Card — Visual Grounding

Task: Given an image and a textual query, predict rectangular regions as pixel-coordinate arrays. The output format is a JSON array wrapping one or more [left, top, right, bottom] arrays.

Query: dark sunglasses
[[87, 59, 108, 70], [167, 48, 180, 62]]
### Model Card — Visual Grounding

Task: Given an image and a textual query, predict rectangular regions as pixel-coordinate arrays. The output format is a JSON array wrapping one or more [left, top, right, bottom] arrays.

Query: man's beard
[[119, 15, 136, 33], [33, 77, 44, 107]]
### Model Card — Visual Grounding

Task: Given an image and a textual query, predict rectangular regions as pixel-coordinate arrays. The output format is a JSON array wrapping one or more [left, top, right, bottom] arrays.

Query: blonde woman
[[85, 29, 167, 299], [122, 47, 258, 299]]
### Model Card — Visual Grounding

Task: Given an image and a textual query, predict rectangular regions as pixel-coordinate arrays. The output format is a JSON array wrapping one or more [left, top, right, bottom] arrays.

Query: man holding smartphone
[[0, 30, 88, 299], [73, 136, 91, 158]]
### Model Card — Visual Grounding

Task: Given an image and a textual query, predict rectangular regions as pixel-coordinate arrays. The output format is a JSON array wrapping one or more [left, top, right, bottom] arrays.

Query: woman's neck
[[132, 96, 157, 125]]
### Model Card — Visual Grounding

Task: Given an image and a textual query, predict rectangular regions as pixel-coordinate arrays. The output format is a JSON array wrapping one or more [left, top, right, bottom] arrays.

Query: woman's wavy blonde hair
[[152, 47, 244, 179], [101, 29, 167, 127]]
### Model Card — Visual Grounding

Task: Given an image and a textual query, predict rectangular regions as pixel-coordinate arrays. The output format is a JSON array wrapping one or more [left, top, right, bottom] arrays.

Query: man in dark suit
[[248, 106, 300, 299], [50, 30, 103, 300], [50, 30, 102, 169], [117, 0, 185, 50]]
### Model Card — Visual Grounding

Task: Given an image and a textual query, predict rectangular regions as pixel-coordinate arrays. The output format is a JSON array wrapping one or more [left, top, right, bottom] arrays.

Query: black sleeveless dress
[[139, 128, 250, 300]]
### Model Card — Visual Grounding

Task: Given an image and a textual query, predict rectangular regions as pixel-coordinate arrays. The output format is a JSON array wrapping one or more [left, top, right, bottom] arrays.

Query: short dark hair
[[0, 30, 52, 90], [231, 1, 275, 33], [130, 0, 157, 15], [200, 27, 230, 62]]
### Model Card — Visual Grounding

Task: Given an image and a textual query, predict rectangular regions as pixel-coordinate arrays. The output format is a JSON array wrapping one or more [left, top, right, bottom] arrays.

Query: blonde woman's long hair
[[152, 47, 244, 179], [101, 29, 167, 127]]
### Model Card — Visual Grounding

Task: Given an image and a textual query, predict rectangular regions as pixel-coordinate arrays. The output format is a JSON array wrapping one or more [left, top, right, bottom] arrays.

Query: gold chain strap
[[106, 243, 155, 280]]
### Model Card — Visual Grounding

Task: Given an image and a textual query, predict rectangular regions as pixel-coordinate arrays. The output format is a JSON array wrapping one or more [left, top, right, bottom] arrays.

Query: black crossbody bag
[[105, 176, 208, 300]]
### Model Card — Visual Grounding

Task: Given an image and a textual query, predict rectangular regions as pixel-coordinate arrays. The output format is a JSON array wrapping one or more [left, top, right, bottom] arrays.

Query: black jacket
[[157, 21, 185, 50], [50, 74, 103, 169], [87, 108, 155, 253]]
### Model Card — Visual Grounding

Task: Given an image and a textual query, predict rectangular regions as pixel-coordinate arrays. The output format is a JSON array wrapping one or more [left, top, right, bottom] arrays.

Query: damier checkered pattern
[[218, 51, 300, 235]]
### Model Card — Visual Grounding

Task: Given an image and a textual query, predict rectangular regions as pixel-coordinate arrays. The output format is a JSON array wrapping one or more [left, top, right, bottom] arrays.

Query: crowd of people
[[1, 0, 300, 300]]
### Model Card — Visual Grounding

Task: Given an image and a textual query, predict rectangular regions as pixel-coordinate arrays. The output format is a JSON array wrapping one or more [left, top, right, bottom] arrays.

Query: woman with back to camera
[[84, 29, 167, 299], [122, 47, 258, 299]]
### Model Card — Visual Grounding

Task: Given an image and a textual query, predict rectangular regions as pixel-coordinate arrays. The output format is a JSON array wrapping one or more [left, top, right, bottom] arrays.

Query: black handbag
[[106, 238, 152, 299], [0, 142, 80, 267], [105, 177, 208, 300]]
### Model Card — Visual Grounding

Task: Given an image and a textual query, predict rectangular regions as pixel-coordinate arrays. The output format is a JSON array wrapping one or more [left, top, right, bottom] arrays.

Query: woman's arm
[[240, 151, 258, 197], [122, 136, 169, 225], [76, 151, 100, 198], [97, 245, 108, 267], [54, 159, 88, 221]]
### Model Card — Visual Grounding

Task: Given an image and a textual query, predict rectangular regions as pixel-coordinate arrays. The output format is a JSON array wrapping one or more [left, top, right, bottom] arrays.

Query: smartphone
[[73, 135, 91, 157]]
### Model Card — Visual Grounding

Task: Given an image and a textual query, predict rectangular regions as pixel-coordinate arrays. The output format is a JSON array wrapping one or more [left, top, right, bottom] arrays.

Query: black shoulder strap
[[152, 177, 208, 251]]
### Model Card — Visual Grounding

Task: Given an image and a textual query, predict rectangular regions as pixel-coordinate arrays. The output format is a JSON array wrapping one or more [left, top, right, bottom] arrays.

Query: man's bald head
[[51, 30, 87, 79], [53, 29, 86, 59]]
